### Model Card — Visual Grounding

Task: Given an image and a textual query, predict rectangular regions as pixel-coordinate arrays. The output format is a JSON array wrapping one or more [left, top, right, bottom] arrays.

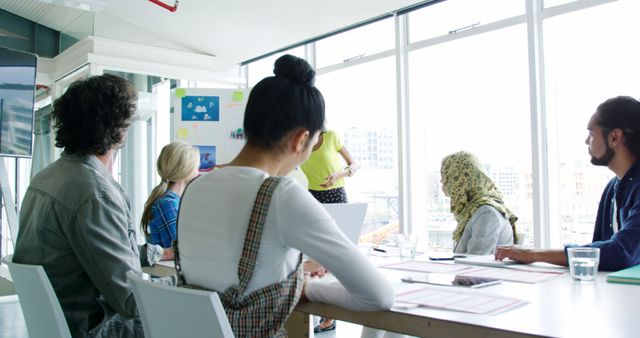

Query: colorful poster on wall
[[174, 88, 249, 164], [196, 145, 216, 172], [181, 96, 220, 121]]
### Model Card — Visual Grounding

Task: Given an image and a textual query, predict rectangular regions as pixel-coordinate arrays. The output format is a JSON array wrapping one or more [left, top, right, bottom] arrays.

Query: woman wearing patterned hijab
[[441, 151, 518, 254]]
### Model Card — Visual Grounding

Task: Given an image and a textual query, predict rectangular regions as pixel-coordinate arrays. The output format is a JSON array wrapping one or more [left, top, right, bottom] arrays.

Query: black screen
[[0, 47, 37, 157]]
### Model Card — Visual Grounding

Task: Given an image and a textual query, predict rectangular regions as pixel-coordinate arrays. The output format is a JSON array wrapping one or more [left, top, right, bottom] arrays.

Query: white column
[[526, 0, 556, 248], [121, 74, 149, 244], [395, 14, 415, 237]]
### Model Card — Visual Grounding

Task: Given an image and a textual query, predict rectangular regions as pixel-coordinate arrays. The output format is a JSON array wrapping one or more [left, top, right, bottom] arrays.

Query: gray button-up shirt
[[13, 151, 141, 338]]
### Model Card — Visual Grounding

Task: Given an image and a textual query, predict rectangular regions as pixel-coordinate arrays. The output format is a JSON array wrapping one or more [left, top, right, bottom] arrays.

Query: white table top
[[296, 257, 638, 338], [148, 255, 637, 337]]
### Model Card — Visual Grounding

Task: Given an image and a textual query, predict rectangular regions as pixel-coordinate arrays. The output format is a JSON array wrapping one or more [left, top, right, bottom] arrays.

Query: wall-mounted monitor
[[0, 46, 37, 158]]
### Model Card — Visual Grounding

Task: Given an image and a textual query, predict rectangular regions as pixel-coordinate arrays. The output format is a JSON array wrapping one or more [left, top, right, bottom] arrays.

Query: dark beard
[[590, 145, 615, 166]]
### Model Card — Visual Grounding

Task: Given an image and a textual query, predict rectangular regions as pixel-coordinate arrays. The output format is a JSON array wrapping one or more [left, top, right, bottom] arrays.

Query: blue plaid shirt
[[148, 191, 180, 248]]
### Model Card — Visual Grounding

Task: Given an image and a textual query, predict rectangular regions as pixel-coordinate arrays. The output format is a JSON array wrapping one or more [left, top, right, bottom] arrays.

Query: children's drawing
[[196, 145, 216, 172], [181, 96, 220, 121]]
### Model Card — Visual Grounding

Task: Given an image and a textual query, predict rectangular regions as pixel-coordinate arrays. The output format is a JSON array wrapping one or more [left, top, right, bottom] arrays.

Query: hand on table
[[494, 246, 536, 264]]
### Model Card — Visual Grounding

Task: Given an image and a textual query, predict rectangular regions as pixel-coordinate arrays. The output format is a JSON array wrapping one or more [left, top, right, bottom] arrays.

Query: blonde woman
[[141, 141, 200, 259], [441, 151, 517, 254]]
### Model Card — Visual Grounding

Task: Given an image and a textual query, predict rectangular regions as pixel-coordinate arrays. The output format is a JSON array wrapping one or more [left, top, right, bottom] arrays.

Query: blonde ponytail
[[141, 181, 168, 235], [140, 141, 200, 236]]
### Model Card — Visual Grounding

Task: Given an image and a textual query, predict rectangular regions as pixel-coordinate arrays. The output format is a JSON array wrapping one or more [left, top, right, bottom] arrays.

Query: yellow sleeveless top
[[301, 130, 345, 191]]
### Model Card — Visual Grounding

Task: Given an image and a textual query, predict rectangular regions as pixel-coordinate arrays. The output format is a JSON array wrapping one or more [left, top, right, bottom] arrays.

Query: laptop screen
[[322, 203, 368, 244]]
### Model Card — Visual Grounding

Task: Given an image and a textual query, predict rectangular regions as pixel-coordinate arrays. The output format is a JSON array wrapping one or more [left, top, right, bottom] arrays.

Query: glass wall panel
[[409, 0, 524, 43], [315, 17, 395, 68], [544, 0, 578, 8], [316, 57, 399, 243], [544, 0, 640, 245], [409, 25, 533, 250], [246, 47, 305, 87]]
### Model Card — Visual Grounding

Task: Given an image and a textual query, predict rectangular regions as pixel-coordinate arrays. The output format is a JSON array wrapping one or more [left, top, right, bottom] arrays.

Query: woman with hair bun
[[176, 54, 394, 337], [141, 141, 200, 259]]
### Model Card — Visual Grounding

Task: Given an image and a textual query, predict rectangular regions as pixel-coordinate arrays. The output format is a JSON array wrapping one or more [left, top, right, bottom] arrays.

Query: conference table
[[146, 257, 639, 338]]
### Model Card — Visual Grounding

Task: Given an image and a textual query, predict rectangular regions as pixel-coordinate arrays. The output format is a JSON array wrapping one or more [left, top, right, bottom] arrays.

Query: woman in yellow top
[[301, 129, 357, 203]]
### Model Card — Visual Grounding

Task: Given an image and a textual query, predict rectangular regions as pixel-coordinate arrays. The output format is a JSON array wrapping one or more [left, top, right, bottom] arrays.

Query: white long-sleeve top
[[177, 166, 394, 311]]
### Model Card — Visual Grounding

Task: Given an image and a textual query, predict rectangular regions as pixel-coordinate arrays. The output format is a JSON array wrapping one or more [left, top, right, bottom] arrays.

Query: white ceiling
[[0, 0, 432, 65]]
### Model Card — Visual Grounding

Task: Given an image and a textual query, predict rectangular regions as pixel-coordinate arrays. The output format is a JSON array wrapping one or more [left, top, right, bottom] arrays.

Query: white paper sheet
[[458, 266, 565, 283], [395, 285, 527, 315], [381, 260, 471, 273]]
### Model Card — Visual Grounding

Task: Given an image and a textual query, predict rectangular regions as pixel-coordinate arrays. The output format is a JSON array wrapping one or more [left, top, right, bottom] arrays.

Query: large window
[[544, 0, 579, 8], [409, 0, 524, 43], [238, 0, 632, 252], [316, 56, 398, 243], [246, 47, 305, 87], [544, 0, 640, 246], [0, 157, 31, 257], [409, 24, 533, 250], [315, 18, 395, 68]]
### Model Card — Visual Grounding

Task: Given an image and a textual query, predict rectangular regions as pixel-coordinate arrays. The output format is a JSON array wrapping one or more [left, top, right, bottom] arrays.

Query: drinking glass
[[567, 247, 600, 281]]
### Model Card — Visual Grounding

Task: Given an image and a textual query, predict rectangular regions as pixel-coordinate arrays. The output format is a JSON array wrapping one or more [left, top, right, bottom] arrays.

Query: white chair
[[126, 271, 234, 338], [1, 254, 71, 338]]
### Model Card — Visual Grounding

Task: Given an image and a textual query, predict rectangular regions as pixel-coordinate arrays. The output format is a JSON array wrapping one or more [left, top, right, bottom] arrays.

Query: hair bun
[[273, 54, 316, 86]]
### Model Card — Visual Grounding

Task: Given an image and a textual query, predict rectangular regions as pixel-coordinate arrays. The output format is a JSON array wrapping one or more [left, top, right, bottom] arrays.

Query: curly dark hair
[[52, 74, 136, 156]]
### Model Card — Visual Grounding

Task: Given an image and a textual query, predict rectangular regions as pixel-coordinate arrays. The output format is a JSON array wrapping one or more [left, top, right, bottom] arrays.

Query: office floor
[[0, 264, 15, 297], [0, 264, 26, 338]]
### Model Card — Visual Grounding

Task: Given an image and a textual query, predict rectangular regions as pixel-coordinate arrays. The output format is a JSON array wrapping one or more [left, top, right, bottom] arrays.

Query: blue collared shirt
[[585, 160, 640, 271], [148, 191, 180, 248]]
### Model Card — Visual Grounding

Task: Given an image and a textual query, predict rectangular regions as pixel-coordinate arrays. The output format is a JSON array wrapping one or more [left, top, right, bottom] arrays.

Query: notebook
[[322, 203, 367, 244], [607, 264, 640, 284], [454, 255, 518, 268]]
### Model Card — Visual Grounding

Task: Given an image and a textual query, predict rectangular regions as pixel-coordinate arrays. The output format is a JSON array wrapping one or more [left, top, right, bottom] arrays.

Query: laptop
[[322, 203, 368, 244]]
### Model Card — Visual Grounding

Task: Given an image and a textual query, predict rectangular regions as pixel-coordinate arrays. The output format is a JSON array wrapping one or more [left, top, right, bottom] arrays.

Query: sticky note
[[177, 128, 188, 139], [232, 91, 244, 102], [175, 88, 186, 98]]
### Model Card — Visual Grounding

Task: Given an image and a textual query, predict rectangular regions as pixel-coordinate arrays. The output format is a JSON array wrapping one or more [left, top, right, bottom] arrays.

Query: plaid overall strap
[[236, 176, 281, 292], [223, 176, 305, 337], [174, 176, 303, 337], [174, 176, 284, 288]]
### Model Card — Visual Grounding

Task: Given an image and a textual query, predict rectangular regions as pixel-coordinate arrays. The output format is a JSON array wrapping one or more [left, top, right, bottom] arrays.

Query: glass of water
[[398, 234, 418, 260], [567, 247, 600, 281]]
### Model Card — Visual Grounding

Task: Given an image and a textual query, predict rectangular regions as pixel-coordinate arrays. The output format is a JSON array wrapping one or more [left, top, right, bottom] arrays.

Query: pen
[[373, 248, 387, 253], [429, 256, 454, 261]]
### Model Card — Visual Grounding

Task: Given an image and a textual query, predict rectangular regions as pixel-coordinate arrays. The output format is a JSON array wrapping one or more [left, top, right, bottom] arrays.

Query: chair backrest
[[515, 232, 526, 246], [1, 255, 71, 338], [322, 202, 368, 244], [127, 271, 234, 338]]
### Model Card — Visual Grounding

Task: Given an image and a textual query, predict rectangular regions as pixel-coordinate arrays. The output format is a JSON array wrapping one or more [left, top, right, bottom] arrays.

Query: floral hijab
[[441, 151, 518, 243]]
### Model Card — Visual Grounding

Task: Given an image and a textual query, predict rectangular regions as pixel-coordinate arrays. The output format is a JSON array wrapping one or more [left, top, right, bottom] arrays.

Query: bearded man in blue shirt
[[496, 96, 640, 271]]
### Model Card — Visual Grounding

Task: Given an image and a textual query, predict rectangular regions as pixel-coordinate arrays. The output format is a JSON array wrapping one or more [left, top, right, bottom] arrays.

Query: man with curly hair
[[13, 74, 149, 338]]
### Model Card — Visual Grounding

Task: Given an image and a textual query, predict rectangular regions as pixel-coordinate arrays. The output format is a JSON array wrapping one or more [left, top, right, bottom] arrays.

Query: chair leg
[[285, 311, 313, 337]]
